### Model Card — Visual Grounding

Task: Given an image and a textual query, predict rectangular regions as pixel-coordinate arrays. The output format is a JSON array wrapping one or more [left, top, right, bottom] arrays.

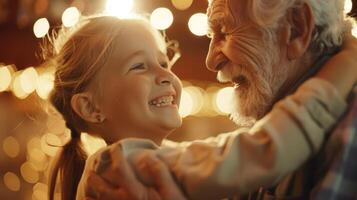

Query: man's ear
[[71, 92, 105, 123], [283, 3, 315, 60]]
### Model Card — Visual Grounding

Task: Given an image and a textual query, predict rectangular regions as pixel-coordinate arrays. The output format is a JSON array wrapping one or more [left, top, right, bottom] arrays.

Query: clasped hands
[[79, 139, 186, 200]]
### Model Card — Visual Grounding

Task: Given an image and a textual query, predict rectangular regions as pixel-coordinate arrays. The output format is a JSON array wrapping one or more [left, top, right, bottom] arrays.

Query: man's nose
[[206, 40, 222, 72]]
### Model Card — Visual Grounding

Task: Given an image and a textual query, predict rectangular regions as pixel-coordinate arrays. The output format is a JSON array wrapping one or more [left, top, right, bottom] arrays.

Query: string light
[[33, 18, 50, 38], [2, 136, 20, 158], [188, 13, 208, 36], [3, 172, 21, 192], [36, 72, 54, 100], [171, 0, 193, 10], [20, 162, 39, 184], [184, 86, 204, 115], [12, 72, 29, 99], [179, 89, 194, 117], [214, 87, 234, 115], [344, 0, 353, 14], [150, 7, 174, 30], [62, 7, 81, 27], [0, 65, 12, 92], [19, 67, 38, 94], [105, 0, 134, 18]]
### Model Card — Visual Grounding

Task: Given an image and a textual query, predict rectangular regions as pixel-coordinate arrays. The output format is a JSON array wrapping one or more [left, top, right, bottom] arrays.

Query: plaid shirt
[[315, 87, 357, 200]]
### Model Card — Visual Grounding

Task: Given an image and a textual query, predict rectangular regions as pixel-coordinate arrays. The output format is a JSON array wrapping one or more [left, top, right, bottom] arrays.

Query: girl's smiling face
[[93, 20, 182, 144]]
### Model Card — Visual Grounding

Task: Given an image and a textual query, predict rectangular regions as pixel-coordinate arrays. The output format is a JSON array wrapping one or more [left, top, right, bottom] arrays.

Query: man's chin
[[230, 80, 274, 127]]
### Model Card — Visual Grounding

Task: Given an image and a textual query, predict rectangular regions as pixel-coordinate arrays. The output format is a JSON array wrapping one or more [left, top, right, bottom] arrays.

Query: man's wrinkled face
[[206, 0, 286, 125]]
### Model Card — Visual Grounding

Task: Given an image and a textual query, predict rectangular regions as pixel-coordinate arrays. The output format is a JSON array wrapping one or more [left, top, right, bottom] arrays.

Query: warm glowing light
[[33, 183, 48, 200], [46, 114, 66, 135], [12, 73, 29, 99], [105, 0, 134, 18], [62, 7, 81, 27], [2, 136, 20, 158], [344, 0, 353, 14], [81, 133, 107, 156], [33, 18, 50, 38], [0, 66, 12, 92], [184, 86, 204, 115], [215, 87, 234, 114], [36, 72, 54, 99], [352, 26, 357, 38], [188, 13, 208, 36], [179, 89, 194, 117], [171, 0, 193, 10], [41, 134, 61, 157], [3, 172, 21, 191], [20, 67, 38, 94], [20, 162, 39, 183], [150, 7, 174, 30]]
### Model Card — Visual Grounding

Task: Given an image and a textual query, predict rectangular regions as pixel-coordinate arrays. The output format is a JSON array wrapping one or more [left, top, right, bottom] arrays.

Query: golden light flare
[[20, 162, 39, 184], [19, 67, 38, 94], [188, 13, 208, 36], [105, 0, 134, 18], [33, 18, 50, 38], [0, 65, 13, 92], [40, 133, 61, 157], [179, 89, 194, 117], [150, 7, 174, 30], [171, 0, 193, 10], [36, 72, 54, 100], [214, 87, 234, 115], [62, 7, 81, 27], [2, 136, 20, 158], [3, 172, 21, 191]]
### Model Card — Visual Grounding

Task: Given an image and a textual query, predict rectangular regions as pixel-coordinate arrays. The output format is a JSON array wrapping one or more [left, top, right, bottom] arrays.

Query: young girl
[[44, 15, 356, 200]]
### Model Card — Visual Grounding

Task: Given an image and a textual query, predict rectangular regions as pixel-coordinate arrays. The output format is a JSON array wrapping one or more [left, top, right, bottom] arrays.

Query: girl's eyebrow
[[121, 50, 145, 65]]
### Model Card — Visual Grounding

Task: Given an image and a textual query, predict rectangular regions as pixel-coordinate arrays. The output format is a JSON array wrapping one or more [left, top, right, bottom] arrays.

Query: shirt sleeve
[[156, 78, 347, 200]]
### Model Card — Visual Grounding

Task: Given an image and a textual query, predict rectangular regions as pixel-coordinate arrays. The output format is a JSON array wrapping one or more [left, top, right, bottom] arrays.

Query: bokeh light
[[20, 67, 38, 94], [179, 89, 194, 117], [20, 162, 39, 183], [40, 133, 61, 157], [345, 0, 353, 14], [105, 0, 134, 18], [12, 73, 29, 99], [184, 86, 204, 115], [3, 172, 21, 191], [352, 25, 357, 37], [36, 72, 54, 99], [62, 7, 81, 27], [3, 136, 20, 158], [150, 7, 174, 30], [33, 18, 50, 38], [171, 0, 193, 10], [188, 13, 208, 36], [0, 66, 12, 92], [81, 133, 107, 156], [215, 87, 234, 115], [32, 183, 48, 200]]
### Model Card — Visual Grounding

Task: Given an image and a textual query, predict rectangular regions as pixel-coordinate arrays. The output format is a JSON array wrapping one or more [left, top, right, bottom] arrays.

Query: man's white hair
[[246, 0, 352, 54]]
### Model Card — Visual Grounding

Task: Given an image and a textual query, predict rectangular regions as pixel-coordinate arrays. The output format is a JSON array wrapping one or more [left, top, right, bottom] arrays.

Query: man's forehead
[[207, 0, 244, 18]]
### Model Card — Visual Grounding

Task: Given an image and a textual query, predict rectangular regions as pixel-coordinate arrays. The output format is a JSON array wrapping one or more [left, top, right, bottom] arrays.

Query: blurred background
[[0, 0, 356, 199]]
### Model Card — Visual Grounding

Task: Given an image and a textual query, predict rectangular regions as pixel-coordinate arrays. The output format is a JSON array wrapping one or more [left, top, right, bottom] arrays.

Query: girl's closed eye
[[160, 62, 169, 69], [130, 63, 146, 71]]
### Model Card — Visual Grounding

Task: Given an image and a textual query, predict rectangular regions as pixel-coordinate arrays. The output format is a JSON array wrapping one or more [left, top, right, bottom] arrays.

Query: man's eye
[[130, 63, 145, 70]]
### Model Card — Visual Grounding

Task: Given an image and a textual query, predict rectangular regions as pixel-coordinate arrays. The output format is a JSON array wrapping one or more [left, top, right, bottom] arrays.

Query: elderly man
[[78, 0, 357, 199]]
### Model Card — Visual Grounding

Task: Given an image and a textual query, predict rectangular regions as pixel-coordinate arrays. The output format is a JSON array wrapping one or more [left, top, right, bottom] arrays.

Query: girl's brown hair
[[45, 16, 127, 200]]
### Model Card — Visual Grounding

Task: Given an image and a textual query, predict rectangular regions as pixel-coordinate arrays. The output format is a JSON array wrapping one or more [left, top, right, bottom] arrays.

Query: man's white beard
[[217, 55, 289, 128], [230, 79, 274, 127]]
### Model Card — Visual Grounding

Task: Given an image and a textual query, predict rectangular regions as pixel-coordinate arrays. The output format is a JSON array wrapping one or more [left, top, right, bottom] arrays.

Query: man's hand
[[82, 141, 186, 200]]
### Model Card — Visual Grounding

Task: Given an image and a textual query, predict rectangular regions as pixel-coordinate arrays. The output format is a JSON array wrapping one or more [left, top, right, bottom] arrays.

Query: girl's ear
[[71, 92, 105, 123]]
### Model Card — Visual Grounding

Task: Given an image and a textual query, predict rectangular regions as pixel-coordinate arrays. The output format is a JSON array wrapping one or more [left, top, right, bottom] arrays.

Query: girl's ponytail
[[48, 123, 87, 200]]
